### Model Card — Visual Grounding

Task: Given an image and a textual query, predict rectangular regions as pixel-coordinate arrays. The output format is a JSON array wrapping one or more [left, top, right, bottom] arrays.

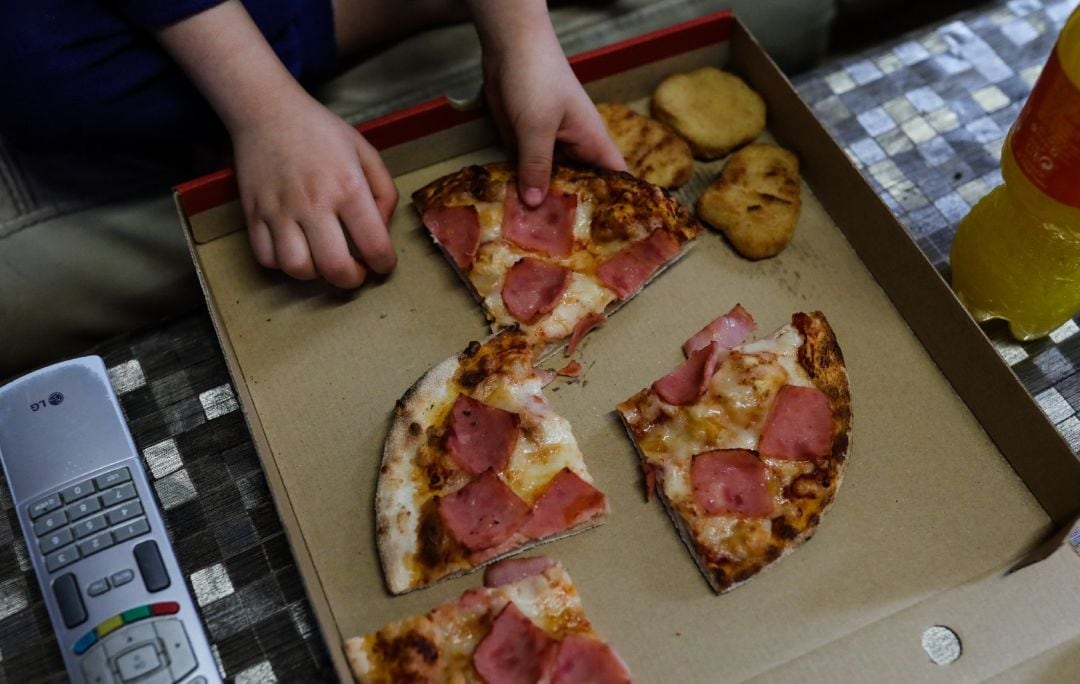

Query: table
[[2, 0, 1078, 680]]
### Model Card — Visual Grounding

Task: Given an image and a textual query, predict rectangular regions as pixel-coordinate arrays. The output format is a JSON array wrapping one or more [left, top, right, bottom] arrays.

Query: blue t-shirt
[[0, 0, 337, 149]]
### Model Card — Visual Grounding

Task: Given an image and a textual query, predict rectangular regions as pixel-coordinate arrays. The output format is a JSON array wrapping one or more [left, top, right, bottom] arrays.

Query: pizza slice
[[345, 556, 632, 683], [413, 163, 701, 355], [378, 329, 608, 594], [616, 306, 851, 593]]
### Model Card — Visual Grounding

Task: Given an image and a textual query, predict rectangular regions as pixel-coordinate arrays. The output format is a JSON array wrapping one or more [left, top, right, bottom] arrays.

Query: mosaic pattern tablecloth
[[795, 0, 1080, 456], [2, 0, 1079, 681]]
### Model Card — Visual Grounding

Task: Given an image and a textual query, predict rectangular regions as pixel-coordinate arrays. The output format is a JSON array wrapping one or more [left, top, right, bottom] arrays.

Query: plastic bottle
[[950, 7, 1080, 341]]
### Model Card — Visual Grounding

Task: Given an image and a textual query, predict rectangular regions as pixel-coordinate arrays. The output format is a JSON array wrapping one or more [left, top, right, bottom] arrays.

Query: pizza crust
[[377, 353, 460, 595]]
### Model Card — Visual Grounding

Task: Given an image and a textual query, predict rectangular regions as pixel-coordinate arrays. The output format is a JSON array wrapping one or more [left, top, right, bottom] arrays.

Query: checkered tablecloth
[[795, 0, 1080, 453], [1, 0, 1078, 681]]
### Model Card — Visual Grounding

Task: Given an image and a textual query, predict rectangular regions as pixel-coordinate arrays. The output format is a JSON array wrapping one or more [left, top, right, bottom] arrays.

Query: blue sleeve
[[106, 0, 229, 29]]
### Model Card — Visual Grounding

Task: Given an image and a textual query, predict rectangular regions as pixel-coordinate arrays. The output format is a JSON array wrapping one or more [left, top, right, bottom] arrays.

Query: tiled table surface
[[2, 0, 1079, 681]]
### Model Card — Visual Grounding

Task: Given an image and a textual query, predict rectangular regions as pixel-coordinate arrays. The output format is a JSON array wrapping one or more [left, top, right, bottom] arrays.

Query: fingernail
[[523, 187, 543, 206]]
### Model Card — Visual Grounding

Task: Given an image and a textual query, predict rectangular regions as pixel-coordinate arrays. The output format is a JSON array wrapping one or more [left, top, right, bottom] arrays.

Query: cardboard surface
[[178, 15, 1080, 682]]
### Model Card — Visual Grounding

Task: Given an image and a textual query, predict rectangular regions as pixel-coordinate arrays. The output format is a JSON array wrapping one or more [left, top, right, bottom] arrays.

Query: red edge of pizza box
[[173, 11, 1080, 683]]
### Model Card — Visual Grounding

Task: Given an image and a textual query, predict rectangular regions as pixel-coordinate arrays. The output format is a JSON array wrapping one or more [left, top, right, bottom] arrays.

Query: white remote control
[[0, 357, 220, 684]]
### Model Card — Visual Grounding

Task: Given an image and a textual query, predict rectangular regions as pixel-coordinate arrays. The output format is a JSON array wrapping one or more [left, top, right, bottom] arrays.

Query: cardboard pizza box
[[174, 12, 1080, 682]]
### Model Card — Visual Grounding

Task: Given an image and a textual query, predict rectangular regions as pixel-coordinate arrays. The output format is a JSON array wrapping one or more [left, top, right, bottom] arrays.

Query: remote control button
[[97, 615, 124, 638], [155, 618, 198, 680], [151, 601, 179, 616], [110, 569, 135, 587], [67, 497, 103, 521], [81, 643, 114, 684], [74, 513, 109, 539], [114, 643, 162, 681], [87, 578, 110, 597], [113, 518, 150, 544], [45, 544, 81, 573], [99, 482, 137, 507], [94, 467, 131, 490], [106, 501, 143, 526], [73, 629, 98, 655], [77, 531, 114, 557], [61, 478, 97, 504], [52, 572, 87, 628], [122, 605, 151, 623], [133, 540, 170, 593], [39, 528, 74, 554], [103, 621, 157, 656], [29, 494, 62, 519], [189, 677, 208, 684], [33, 509, 67, 537]]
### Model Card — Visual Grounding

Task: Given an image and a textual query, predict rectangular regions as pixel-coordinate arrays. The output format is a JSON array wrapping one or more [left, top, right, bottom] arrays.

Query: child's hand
[[232, 93, 398, 288], [470, 1, 626, 207], [156, 0, 398, 289]]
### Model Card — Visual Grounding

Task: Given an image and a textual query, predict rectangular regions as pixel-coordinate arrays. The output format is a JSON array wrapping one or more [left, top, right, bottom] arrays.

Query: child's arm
[[466, 0, 627, 207], [156, 0, 397, 288]]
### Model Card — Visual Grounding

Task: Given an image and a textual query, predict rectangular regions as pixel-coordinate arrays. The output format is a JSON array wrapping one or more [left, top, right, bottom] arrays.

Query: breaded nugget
[[697, 144, 801, 259], [597, 102, 694, 188], [651, 67, 766, 159]]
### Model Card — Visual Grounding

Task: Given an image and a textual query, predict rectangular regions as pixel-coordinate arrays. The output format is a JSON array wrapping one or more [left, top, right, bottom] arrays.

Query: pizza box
[[174, 12, 1080, 682]]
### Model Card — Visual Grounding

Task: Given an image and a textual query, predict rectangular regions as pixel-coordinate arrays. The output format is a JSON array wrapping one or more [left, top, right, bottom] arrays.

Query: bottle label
[[1010, 49, 1080, 209]]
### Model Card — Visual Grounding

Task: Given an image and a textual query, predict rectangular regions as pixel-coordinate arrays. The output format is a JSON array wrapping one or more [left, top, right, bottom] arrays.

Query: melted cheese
[[467, 193, 617, 340], [636, 324, 816, 511], [473, 371, 592, 504]]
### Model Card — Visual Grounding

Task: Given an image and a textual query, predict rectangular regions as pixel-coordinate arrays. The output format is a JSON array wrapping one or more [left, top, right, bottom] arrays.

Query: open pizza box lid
[[174, 12, 1080, 682]]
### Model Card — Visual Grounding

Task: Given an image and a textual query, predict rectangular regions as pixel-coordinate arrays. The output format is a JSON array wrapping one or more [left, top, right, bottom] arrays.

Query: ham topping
[[566, 313, 606, 356], [437, 470, 530, 552], [549, 634, 633, 684], [682, 303, 756, 356], [503, 185, 577, 258], [421, 205, 481, 270], [519, 469, 608, 540], [759, 385, 833, 461], [502, 258, 572, 325], [445, 394, 520, 476], [651, 342, 722, 406], [473, 602, 557, 684], [556, 360, 582, 378], [483, 556, 555, 588], [595, 229, 681, 300], [690, 449, 773, 517]]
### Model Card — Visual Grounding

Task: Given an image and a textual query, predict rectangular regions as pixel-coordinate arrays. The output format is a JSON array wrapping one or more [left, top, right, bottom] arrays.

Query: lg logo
[[30, 392, 64, 412]]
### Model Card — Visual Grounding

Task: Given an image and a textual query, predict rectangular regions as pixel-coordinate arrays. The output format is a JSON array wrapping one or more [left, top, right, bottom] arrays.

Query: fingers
[[269, 220, 318, 280], [248, 219, 277, 269], [302, 217, 368, 289], [515, 115, 558, 207], [339, 189, 397, 275], [355, 140, 399, 226], [560, 100, 628, 173]]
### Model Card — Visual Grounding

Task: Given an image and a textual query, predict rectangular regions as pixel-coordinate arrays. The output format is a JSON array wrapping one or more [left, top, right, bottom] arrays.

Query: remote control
[[0, 357, 220, 684]]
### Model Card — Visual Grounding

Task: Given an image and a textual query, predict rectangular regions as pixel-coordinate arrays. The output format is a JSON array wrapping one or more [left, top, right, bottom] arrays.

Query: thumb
[[516, 119, 557, 208]]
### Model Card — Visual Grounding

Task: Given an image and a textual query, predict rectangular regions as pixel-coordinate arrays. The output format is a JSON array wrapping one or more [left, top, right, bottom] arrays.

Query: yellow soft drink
[[950, 8, 1080, 340]]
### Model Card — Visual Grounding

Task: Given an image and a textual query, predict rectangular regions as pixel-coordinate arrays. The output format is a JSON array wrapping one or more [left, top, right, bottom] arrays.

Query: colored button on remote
[[96, 615, 123, 638], [151, 601, 179, 616], [73, 629, 97, 655], [122, 605, 151, 623]]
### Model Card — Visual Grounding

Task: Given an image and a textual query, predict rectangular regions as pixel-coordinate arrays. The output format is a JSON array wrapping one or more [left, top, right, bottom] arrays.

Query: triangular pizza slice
[[616, 307, 851, 593], [378, 329, 608, 594], [413, 163, 701, 356]]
